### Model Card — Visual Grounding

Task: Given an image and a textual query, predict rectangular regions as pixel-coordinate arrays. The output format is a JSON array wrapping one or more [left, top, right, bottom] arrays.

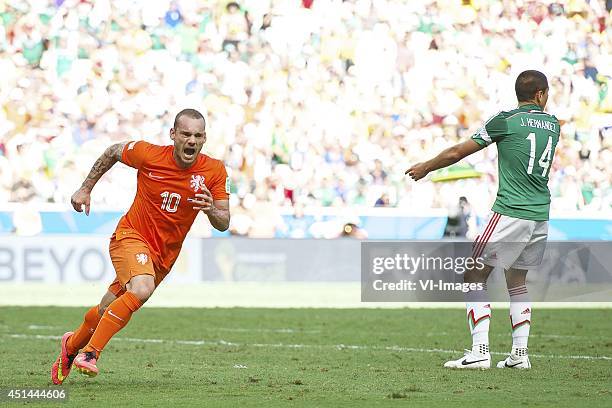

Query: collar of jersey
[[519, 103, 542, 111]]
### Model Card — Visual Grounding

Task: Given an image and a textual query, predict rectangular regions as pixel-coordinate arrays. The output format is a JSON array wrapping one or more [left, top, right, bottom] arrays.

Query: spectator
[[444, 196, 475, 238], [375, 193, 390, 207]]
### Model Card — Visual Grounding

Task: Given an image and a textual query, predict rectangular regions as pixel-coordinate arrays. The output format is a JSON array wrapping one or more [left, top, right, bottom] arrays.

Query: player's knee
[[464, 266, 490, 283], [129, 281, 155, 303]]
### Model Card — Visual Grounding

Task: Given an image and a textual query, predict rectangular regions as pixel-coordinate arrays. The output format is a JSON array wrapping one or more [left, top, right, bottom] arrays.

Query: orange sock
[[83, 292, 142, 357], [66, 305, 102, 355]]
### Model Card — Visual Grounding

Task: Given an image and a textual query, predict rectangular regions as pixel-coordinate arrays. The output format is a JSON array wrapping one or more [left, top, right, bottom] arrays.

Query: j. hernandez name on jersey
[[190, 175, 206, 192]]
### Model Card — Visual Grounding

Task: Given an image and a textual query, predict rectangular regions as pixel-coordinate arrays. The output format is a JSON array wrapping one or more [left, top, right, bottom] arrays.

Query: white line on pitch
[[7, 333, 612, 361], [28, 325, 60, 330], [21, 325, 319, 335], [424, 332, 589, 339], [530, 334, 584, 339], [213, 328, 321, 334], [17, 326, 593, 339]]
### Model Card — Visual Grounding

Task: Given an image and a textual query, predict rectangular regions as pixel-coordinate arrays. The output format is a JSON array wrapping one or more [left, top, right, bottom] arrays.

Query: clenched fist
[[71, 187, 91, 215]]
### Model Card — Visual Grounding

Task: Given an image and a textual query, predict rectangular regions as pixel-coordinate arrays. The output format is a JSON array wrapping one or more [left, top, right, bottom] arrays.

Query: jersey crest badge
[[136, 253, 148, 265], [190, 175, 206, 192]]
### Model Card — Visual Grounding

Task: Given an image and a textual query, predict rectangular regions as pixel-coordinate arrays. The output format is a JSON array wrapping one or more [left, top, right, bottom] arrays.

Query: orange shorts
[[107, 235, 168, 297]]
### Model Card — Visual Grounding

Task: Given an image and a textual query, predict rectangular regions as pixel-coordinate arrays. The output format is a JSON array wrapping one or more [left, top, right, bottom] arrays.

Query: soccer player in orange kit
[[51, 109, 230, 384]]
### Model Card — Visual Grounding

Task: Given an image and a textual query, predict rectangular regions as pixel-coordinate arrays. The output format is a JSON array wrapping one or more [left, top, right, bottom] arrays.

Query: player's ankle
[[472, 343, 490, 355], [82, 346, 100, 359]]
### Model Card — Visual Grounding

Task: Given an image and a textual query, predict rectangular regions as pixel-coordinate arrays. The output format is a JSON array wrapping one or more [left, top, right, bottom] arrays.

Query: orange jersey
[[114, 141, 229, 273]]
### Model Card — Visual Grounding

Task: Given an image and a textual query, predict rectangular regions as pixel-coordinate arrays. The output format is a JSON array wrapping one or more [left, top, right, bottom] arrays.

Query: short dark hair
[[515, 70, 548, 102], [173, 108, 205, 129]]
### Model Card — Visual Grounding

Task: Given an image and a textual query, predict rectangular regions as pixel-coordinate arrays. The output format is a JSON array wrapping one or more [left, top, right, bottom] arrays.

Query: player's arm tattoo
[[80, 142, 128, 192]]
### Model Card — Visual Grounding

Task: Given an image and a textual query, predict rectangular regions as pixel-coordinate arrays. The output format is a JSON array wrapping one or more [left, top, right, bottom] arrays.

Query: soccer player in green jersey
[[406, 70, 560, 369]]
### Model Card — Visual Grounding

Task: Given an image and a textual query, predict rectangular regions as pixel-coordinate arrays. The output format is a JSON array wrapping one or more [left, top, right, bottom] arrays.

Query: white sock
[[509, 284, 531, 354], [466, 283, 490, 354]]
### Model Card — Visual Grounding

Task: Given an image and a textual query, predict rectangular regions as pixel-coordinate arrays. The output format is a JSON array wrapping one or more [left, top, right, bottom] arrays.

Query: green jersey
[[471, 104, 560, 221]]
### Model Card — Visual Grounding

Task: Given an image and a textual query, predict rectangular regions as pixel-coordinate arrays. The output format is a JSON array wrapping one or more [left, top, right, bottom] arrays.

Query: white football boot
[[444, 348, 491, 369], [496, 353, 531, 369]]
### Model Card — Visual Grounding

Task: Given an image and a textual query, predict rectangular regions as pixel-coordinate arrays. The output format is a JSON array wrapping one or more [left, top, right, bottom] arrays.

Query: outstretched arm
[[405, 139, 484, 181], [71, 142, 127, 215]]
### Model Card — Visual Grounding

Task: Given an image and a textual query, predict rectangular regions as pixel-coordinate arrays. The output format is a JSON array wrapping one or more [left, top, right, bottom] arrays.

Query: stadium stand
[[0, 0, 610, 238]]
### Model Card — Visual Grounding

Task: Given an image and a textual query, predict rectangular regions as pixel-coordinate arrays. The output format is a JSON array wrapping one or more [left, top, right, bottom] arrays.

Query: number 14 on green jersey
[[526, 133, 553, 177]]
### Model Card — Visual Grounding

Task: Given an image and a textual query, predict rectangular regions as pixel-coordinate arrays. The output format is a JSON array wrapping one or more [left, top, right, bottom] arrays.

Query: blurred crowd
[[0, 0, 611, 237]]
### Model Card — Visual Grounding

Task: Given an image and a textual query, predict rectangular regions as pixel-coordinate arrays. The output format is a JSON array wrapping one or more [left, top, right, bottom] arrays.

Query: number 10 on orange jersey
[[160, 191, 180, 213]]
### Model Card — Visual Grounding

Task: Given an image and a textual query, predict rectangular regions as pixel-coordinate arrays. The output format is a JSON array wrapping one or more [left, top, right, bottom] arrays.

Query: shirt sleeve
[[471, 112, 507, 146], [209, 161, 230, 200], [121, 141, 154, 170]]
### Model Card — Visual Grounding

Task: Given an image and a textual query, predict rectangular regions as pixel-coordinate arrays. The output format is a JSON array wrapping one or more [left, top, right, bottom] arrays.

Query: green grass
[[0, 307, 610, 407]]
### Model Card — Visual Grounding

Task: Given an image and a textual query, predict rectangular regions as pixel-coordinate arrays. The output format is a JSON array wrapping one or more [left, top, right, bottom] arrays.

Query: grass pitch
[[0, 307, 610, 407]]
